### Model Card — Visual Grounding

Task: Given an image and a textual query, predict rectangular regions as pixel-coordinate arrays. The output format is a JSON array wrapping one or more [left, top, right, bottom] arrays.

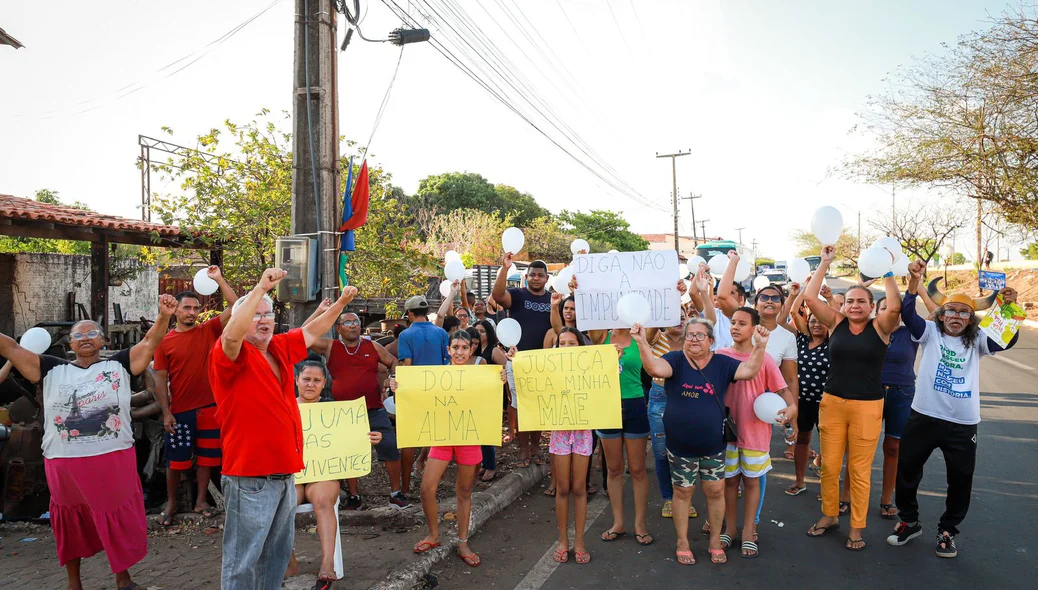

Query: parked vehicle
[[762, 269, 789, 292]]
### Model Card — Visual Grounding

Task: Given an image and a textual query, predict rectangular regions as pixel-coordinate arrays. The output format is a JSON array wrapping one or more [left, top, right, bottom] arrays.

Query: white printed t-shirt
[[912, 321, 990, 425], [39, 349, 135, 459]]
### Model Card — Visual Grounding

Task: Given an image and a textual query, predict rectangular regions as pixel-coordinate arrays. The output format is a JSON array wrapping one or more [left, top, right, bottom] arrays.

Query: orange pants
[[818, 393, 883, 529]]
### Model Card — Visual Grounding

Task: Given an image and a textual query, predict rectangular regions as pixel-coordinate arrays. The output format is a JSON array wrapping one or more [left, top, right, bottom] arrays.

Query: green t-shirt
[[607, 332, 645, 400]]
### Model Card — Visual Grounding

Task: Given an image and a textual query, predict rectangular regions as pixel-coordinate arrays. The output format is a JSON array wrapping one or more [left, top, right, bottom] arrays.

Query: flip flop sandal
[[701, 522, 711, 536], [544, 487, 557, 497], [785, 484, 807, 496], [839, 501, 850, 514], [879, 504, 899, 520], [587, 485, 599, 496], [118, 584, 142, 590], [314, 577, 336, 590], [480, 470, 497, 483], [846, 537, 867, 552], [534, 454, 547, 466], [575, 551, 591, 564], [158, 511, 174, 527], [719, 534, 734, 550], [413, 540, 441, 553], [675, 550, 695, 565], [709, 548, 727, 564], [635, 533, 654, 546], [600, 530, 626, 542], [806, 522, 840, 537], [740, 541, 759, 559], [552, 548, 569, 563], [458, 551, 481, 567]]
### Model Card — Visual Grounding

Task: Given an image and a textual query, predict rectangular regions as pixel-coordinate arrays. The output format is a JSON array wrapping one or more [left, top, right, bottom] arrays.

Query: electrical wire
[[339, 0, 390, 42], [362, 46, 406, 159]]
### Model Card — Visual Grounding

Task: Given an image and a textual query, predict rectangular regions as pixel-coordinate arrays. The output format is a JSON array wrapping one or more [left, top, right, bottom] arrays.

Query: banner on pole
[[513, 345, 622, 431], [395, 365, 503, 448], [573, 250, 681, 330], [295, 398, 372, 484]]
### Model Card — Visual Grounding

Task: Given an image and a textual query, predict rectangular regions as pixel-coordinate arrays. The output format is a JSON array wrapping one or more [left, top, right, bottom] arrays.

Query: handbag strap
[[689, 356, 728, 418]]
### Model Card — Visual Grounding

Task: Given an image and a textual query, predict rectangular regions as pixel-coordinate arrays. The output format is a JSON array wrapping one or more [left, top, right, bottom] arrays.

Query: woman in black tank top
[[801, 245, 904, 551]]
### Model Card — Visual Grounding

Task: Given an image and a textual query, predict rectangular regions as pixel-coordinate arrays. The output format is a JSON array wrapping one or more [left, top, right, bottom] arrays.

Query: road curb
[[1022, 319, 1038, 329], [369, 462, 550, 590]]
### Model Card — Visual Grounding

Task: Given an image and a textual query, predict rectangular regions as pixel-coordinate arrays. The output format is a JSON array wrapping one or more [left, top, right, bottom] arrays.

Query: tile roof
[[0, 194, 203, 243]]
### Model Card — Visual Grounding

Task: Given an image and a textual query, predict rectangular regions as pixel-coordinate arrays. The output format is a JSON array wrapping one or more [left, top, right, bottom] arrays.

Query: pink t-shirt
[[718, 348, 788, 453]]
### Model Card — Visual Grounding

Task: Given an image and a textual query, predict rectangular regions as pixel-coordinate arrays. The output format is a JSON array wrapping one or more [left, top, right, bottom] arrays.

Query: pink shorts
[[549, 430, 594, 456], [428, 445, 482, 466]]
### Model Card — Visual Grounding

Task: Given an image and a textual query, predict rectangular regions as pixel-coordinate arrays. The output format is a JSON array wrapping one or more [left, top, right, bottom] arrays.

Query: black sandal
[[839, 501, 850, 514], [846, 537, 867, 551], [879, 504, 899, 520]]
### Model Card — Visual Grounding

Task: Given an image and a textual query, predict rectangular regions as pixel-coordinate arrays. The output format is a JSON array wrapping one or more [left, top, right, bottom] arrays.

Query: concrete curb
[[369, 463, 551, 590], [1022, 319, 1038, 330]]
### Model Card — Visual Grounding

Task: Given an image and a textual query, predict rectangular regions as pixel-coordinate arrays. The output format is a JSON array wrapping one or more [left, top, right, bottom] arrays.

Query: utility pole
[[682, 193, 701, 245], [857, 211, 862, 253], [734, 227, 745, 245], [698, 219, 709, 241], [291, 0, 339, 325], [656, 150, 691, 254], [891, 185, 896, 230]]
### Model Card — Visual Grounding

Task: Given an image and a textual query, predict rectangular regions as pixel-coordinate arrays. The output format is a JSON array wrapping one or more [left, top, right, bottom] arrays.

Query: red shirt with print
[[209, 329, 307, 476], [154, 317, 223, 413]]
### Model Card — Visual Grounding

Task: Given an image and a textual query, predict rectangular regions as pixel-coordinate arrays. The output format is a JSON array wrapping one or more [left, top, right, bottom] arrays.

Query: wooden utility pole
[[683, 193, 701, 245], [698, 220, 709, 241], [656, 150, 691, 254], [291, 0, 339, 325]]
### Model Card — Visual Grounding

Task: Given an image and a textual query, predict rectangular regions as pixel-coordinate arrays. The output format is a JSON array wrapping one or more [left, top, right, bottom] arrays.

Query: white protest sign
[[572, 250, 681, 330]]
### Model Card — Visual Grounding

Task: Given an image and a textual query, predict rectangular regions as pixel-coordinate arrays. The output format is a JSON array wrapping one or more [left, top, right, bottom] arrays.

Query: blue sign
[[979, 270, 1006, 290]]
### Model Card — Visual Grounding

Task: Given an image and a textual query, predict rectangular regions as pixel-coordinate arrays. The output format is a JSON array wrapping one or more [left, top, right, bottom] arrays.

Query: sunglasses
[[71, 330, 101, 341], [940, 309, 972, 320], [252, 312, 276, 321], [684, 332, 709, 342], [758, 294, 782, 303], [339, 319, 361, 326]]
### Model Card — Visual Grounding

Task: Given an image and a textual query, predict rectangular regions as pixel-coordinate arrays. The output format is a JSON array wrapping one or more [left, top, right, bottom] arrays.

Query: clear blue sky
[[0, 0, 1018, 260]]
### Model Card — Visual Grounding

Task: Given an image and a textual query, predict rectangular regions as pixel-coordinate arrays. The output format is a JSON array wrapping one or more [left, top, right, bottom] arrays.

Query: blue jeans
[[221, 475, 298, 590], [481, 446, 497, 470], [647, 382, 673, 501]]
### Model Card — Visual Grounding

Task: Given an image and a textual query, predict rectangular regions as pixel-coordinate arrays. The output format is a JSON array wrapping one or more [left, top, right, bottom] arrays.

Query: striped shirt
[[650, 332, 675, 385]]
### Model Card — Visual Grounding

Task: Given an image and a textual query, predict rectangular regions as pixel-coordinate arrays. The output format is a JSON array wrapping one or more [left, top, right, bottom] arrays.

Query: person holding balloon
[[804, 244, 902, 551]]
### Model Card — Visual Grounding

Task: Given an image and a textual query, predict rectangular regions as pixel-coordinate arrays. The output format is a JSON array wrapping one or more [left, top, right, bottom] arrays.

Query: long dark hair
[[477, 319, 499, 349], [558, 295, 577, 327], [465, 326, 484, 358], [936, 310, 980, 348], [294, 352, 334, 401], [556, 326, 586, 348]]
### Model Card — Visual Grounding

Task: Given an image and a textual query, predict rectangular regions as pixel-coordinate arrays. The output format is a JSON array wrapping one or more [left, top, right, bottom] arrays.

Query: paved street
[[429, 328, 1038, 590]]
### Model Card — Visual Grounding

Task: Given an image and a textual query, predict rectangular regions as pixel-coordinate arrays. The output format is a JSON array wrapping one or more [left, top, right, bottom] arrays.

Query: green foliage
[[523, 216, 572, 263], [1021, 242, 1038, 260], [952, 253, 967, 265], [557, 209, 648, 252], [421, 208, 509, 265], [493, 184, 550, 226], [790, 228, 868, 265], [755, 257, 776, 267], [412, 172, 548, 227]]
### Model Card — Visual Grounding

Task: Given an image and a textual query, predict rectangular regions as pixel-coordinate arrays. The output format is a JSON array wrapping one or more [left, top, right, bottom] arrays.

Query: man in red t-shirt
[[210, 268, 357, 590], [307, 308, 404, 509], [153, 266, 238, 525]]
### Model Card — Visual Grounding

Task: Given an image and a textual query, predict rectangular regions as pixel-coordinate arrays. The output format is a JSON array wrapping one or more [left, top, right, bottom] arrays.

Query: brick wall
[[0, 253, 158, 336]]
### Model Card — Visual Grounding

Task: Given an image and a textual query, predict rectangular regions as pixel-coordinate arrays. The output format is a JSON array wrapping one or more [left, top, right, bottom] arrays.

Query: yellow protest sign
[[513, 345, 622, 431], [395, 365, 503, 448], [294, 398, 372, 484]]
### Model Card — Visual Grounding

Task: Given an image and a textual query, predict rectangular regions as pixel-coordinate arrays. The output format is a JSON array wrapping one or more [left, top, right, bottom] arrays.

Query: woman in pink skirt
[[0, 294, 177, 590]]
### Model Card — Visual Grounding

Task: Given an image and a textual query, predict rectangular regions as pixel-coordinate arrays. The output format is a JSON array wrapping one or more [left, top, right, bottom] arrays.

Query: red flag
[[341, 160, 369, 231]]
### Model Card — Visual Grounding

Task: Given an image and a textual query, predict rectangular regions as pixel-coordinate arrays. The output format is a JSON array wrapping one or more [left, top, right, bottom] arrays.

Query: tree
[[411, 173, 550, 228], [420, 208, 509, 266], [494, 184, 550, 227], [870, 201, 969, 269], [151, 111, 434, 298], [557, 209, 649, 252], [523, 216, 573, 263], [790, 228, 869, 268], [1020, 241, 1038, 260]]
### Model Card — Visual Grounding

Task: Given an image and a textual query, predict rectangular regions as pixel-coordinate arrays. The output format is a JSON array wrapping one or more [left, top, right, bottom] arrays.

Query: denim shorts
[[883, 384, 915, 439], [597, 396, 650, 440]]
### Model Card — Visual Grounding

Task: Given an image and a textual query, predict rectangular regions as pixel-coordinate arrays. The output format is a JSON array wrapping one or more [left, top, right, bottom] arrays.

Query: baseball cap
[[405, 296, 429, 312]]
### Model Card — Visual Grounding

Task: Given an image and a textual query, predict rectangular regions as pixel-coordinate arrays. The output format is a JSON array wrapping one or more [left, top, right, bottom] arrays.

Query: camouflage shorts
[[667, 450, 725, 488]]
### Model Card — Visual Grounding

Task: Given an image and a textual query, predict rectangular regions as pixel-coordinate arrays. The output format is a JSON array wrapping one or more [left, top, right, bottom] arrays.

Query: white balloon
[[858, 247, 893, 278], [787, 258, 811, 284], [686, 255, 706, 270], [616, 292, 651, 326], [753, 392, 788, 424], [497, 318, 522, 348], [193, 268, 218, 296], [554, 267, 574, 295], [891, 254, 910, 277], [546, 275, 556, 291], [811, 206, 844, 246], [873, 236, 902, 258], [501, 227, 525, 254], [753, 275, 771, 292], [444, 250, 462, 263], [608, 249, 619, 253], [444, 259, 466, 282], [734, 260, 752, 283], [19, 327, 52, 354], [439, 281, 452, 298], [708, 255, 728, 278], [570, 238, 591, 255], [383, 396, 396, 415], [677, 263, 690, 280]]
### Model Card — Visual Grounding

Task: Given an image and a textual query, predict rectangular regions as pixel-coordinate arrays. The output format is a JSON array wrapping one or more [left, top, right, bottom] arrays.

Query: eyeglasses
[[339, 320, 361, 326], [252, 313, 276, 321], [684, 332, 709, 342], [758, 294, 782, 303], [71, 330, 101, 341], [941, 309, 972, 320]]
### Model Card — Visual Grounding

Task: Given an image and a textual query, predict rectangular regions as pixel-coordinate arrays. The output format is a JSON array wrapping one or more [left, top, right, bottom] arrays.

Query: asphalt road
[[428, 326, 1038, 590]]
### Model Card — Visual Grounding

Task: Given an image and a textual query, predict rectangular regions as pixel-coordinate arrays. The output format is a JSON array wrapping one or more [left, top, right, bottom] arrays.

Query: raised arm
[[716, 251, 740, 318], [302, 299, 335, 356], [695, 267, 717, 324], [567, 276, 607, 343], [917, 277, 939, 314], [778, 282, 802, 334], [222, 268, 286, 362], [128, 294, 177, 375], [0, 360, 11, 384], [491, 252, 514, 309], [734, 326, 770, 380], [631, 324, 673, 379], [301, 287, 358, 348], [804, 246, 843, 330], [435, 281, 461, 327], [207, 266, 239, 326], [0, 332, 42, 383], [875, 273, 903, 336], [550, 292, 564, 335]]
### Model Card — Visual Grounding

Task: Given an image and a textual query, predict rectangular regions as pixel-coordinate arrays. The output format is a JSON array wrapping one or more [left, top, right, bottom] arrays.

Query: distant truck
[[774, 260, 787, 270]]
